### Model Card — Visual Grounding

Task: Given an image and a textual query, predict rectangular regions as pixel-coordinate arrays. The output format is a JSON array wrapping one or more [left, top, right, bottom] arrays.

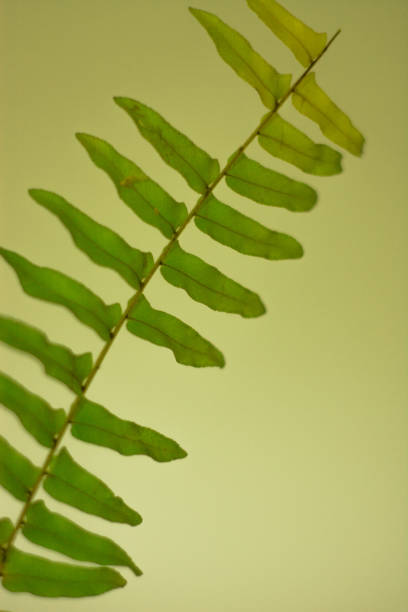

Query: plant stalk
[[0, 28, 340, 572]]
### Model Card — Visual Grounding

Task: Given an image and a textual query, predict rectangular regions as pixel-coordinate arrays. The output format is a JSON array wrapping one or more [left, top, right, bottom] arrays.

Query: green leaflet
[[0, 248, 122, 341], [195, 194, 303, 259], [43, 447, 142, 526], [0, 317, 92, 394], [0, 518, 14, 544], [189, 8, 291, 108], [23, 501, 142, 576], [29, 189, 154, 289], [72, 396, 188, 461], [161, 241, 265, 318], [292, 73, 365, 156], [258, 113, 342, 175], [0, 373, 66, 448], [226, 153, 317, 211], [0, 435, 41, 502], [114, 97, 220, 194], [2, 547, 126, 598], [247, 0, 327, 67], [126, 295, 225, 368], [76, 133, 187, 239]]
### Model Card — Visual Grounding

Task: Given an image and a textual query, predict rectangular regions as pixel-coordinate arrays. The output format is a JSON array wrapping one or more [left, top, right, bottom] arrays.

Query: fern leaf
[[258, 113, 342, 175], [247, 0, 327, 67], [29, 189, 154, 289], [195, 195, 303, 259], [0, 317, 92, 393], [126, 295, 225, 368], [189, 7, 291, 108], [161, 241, 265, 317], [22, 501, 142, 576], [2, 547, 126, 597], [114, 98, 220, 194], [226, 153, 317, 211], [0, 373, 66, 448], [0, 518, 14, 544], [0, 436, 41, 502], [76, 133, 187, 238], [0, 248, 122, 341], [71, 396, 187, 461], [292, 73, 365, 156], [43, 448, 142, 525]]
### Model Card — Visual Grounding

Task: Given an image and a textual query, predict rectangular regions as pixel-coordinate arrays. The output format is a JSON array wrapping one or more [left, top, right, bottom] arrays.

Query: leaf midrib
[[259, 130, 320, 161], [45, 472, 132, 522], [4, 396, 56, 439], [212, 23, 277, 101], [161, 262, 247, 306], [61, 215, 143, 285], [104, 153, 177, 234], [23, 520, 125, 565], [19, 268, 112, 334], [141, 122, 208, 191], [196, 212, 277, 247], [258, 4, 313, 64], [127, 316, 217, 361], [294, 89, 359, 147], [227, 171, 307, 200]]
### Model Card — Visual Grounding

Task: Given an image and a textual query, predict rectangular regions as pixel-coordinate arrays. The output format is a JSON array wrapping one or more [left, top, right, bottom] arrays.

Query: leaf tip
[[75, 132, 90, 146], [357, 134, 366, 157], [27, 187, 40, 199], [116, 572, 127, 588], [113, 96, 133, 111], [294, 241, 304, 259], [177, 447, 188, 460], [130, 562, 143, 577], [217, 353, 226, 368], [188, 6, 209, 26], [248, 297, 267, 318], [130, 512, 143, 527]]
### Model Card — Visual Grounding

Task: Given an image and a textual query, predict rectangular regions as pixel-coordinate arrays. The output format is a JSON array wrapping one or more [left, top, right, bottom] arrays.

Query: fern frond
[[23, 501, 142, 576], [43, 447, 142, 526], [29, 189, 154, 289], [195, 195, 303, 259], [3, 548, 126, 597], [0, 248, 122, 341], [247, 0, 327, 67], [258, 113, 343, 175], [113, 97, 220, 193], [0, 0, 365, 602], [0, 373, 66, 448], [76, 133, 188, 237], [0, 436, 41, 501], [189, 7, 291, 107], [292, 72, 365, 155], [71, 396, 188, 461], [225, 153, 317, 210], [0, 316, 92, 393], [161, 241, 266, 317], [126, 295, 225, 368]]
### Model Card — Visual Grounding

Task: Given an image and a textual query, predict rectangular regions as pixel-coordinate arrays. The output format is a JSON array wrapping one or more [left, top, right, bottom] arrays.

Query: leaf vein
[[196, 213, 273, 246], [45, 473, 129, 521], [127, 317, 213, 359], [161, 263, 244, 305]]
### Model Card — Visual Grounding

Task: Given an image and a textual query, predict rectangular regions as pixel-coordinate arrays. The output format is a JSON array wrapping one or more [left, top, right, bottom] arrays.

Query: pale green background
[[0, 0, 407, 610]]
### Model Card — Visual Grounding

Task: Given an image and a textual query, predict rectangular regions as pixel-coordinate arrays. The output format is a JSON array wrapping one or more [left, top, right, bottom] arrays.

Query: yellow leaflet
[[190, 7, 291, 108], [292, 73, 365, 156], [247, 0, 327, 67]]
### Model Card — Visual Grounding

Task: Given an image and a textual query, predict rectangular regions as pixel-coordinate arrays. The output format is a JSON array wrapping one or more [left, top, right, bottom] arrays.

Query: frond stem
[[0, 28, 340, 572]]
